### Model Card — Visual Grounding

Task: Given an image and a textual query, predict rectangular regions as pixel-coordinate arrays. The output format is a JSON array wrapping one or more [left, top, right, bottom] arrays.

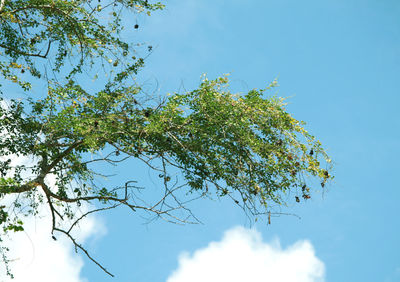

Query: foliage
[[0, 0, 333, 278]]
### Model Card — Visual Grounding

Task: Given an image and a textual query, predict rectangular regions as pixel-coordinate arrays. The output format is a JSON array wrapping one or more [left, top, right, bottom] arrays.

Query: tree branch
[[0, 43, 50, 58], [54, 227, 114, 277], [43, 140, 83, 176], [0, 181, 38, 194]]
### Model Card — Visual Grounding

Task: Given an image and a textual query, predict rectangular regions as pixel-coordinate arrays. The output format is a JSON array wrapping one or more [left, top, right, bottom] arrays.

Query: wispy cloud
[[167, 226, 325, 282]]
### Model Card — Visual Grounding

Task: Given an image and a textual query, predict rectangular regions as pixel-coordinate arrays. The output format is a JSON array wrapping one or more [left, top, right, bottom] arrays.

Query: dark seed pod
[[94, 120, 99, 128], [115, 150, 120, 156], [134, 24, 139, 29], [295, 196, 300, 203], [309, 149, 314, 156], [321, 182, 325, 188], [302, 184, 306, 192]]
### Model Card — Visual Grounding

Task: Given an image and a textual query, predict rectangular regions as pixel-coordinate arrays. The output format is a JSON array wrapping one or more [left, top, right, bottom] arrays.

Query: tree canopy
[[0, 0, 333, 278]]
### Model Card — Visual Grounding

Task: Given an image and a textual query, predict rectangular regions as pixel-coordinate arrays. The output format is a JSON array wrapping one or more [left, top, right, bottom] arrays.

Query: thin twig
[[54, 228, 114, 277]]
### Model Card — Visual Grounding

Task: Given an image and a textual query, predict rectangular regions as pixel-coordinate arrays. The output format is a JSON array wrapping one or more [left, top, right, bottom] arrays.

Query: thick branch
[[43, 140, 83, 175], [0, 181, 38, 194]]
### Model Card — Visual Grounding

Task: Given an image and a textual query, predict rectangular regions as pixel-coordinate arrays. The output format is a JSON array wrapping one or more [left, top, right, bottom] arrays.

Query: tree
[[0, 0, 333, 278]]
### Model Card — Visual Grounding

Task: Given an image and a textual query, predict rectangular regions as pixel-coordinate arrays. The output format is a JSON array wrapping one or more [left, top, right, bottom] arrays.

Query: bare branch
[[54, 227, 114, 277], [42, 182, 56, 233], [67, 205, 119, 234]]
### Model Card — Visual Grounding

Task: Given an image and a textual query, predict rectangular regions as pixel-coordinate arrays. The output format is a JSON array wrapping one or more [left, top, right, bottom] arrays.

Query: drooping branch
[[54, 227, 115, 277]]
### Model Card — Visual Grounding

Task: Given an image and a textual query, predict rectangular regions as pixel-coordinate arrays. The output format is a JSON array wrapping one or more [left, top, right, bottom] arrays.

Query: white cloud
[[0, 153, 106, 282], [0, 202, 105, 282], [167, 226, 325, 282], [0, 199, 105, 282]]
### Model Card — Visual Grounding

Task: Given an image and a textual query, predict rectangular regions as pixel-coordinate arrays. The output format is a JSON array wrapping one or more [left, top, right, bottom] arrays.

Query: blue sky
[[4, 0, 400, 281]]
